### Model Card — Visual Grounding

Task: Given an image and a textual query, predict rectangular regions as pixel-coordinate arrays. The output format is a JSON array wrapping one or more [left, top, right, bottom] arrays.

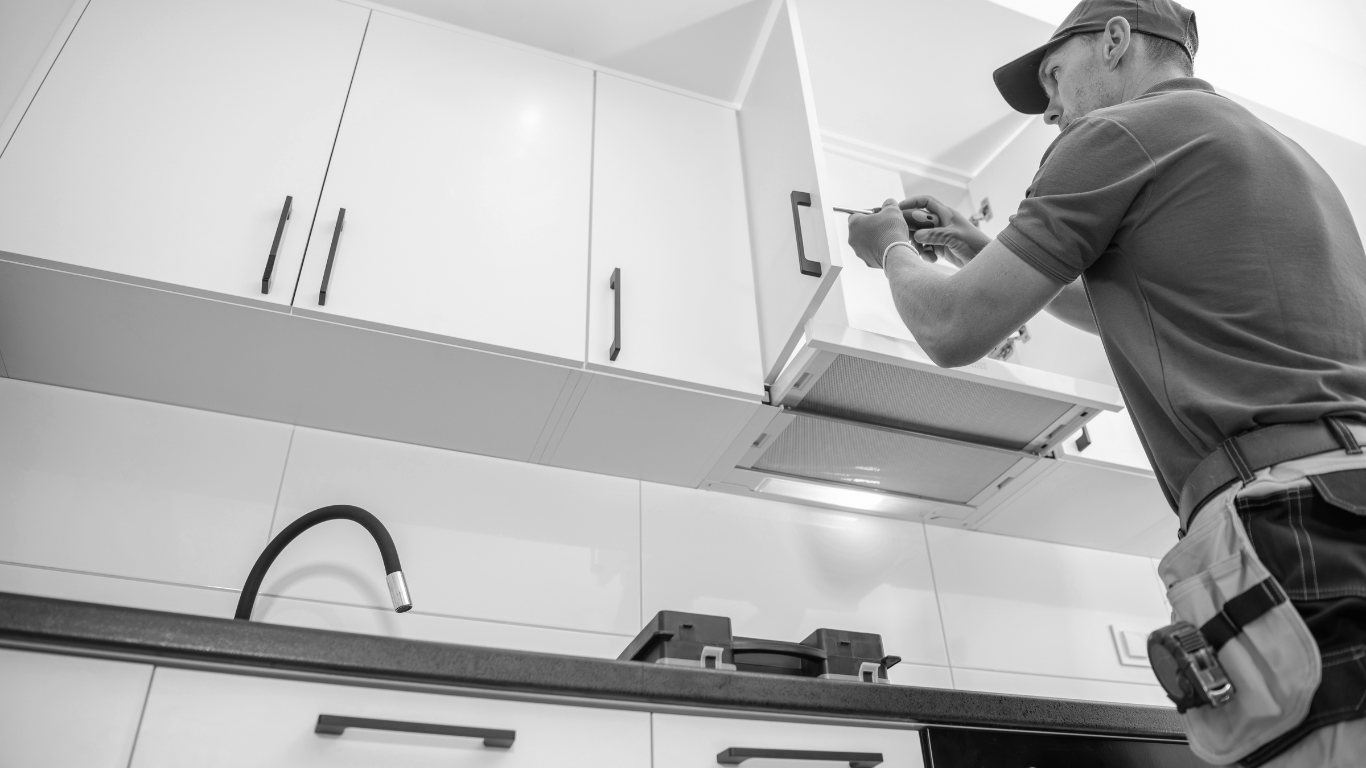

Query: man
[[847, 0, 1366, 764]]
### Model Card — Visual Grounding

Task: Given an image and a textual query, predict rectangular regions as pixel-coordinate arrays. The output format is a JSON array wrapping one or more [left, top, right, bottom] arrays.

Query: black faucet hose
[[234, 505, 409, 621]]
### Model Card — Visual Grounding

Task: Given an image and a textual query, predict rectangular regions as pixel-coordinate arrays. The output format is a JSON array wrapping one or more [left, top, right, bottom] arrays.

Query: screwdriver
[[833, 206, 941, 263]]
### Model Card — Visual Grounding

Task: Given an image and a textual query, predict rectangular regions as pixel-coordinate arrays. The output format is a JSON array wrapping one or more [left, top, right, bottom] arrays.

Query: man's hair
[[1138, 32, 1195, 76]]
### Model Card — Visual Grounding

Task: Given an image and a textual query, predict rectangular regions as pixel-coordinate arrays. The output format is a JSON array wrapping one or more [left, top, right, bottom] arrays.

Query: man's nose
[[1043, 101, 1063, 127]]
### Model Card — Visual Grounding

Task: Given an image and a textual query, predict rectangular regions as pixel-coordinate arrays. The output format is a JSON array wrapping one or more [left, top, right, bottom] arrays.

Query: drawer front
[[131, 668, 650, 767], [653, 713, 924, 768], [0, 649, 152, 768]]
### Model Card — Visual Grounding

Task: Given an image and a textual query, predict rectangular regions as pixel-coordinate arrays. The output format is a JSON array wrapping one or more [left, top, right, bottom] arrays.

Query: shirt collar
[[1141, 77, 1216, 97]]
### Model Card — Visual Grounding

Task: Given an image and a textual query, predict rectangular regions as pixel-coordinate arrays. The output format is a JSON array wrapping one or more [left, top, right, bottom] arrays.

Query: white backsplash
[[0, 377, 1171, 706]]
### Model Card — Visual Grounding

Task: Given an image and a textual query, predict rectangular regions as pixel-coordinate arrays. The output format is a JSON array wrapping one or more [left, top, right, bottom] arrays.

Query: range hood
[[704, 323, 1124, 523]]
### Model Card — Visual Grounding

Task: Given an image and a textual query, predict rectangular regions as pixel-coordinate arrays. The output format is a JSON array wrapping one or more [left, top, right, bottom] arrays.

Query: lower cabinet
[[0, 648, 152, 768], [130, 668, 651, 767], [652, 713, 924, 768]]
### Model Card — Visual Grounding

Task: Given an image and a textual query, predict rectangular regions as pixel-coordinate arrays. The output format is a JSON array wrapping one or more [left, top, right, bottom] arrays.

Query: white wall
[[0, 0, 81, 131], [0, 378, 1172, 706]]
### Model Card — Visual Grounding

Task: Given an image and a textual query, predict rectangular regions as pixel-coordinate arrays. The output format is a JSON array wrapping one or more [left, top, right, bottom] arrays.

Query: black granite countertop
[[0, 591, 1183, 739]]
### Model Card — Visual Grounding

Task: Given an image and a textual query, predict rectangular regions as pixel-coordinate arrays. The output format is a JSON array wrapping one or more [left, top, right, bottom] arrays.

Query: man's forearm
[[1044, 280, 1098, 334], [884, 239, 1065, 368]]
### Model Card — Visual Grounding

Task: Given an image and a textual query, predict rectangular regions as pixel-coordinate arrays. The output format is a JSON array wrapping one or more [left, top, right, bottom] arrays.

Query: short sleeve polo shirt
[[997, 78, 1366, 508]]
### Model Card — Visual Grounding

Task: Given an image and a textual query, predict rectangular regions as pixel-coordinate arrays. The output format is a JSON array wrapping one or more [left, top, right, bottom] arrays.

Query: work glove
[[846, 199, 911, 270]]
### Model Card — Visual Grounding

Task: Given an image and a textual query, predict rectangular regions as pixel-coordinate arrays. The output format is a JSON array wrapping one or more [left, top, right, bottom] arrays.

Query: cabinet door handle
[[261, 195, 293, 294], [609, 267, 622, 361], [315, 715, 514, 748], [718, 748, 882, 767], [318, 208, 345, 306], [790, 190, 822, 278]]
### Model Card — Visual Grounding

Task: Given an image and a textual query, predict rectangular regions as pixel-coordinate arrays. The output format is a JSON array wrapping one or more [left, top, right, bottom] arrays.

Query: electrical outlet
[[1111, 625, 1152, 667]]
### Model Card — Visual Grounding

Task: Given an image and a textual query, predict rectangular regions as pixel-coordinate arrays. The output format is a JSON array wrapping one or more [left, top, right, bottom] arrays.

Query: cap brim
[[993, 41, 1051, 115]]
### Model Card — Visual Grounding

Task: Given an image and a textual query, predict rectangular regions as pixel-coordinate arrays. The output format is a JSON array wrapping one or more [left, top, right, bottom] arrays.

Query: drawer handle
[[718, 748, 882, 767], [318, 208, 345, 306], [261, 195, 292, 294], [315, 715, 515, 748], [609, 267, 622, 361], [789, 190, 822, 277]]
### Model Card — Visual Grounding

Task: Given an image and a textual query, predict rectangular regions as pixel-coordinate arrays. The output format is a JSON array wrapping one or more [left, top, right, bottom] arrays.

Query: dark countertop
[[0, 591, 1184, 739]]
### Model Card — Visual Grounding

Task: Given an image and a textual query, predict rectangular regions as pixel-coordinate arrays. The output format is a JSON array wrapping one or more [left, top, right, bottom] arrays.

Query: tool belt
[[1178, 413, 1366, 534], [1159, 412, 1366, 765]]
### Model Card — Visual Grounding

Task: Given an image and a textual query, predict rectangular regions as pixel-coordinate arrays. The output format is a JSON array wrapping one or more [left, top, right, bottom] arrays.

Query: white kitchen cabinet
[[0, 0, 368, 305], [587, 74, 763, 399], [539, 371, 759, 487], [292, 11, 594, 366], [641, 482, 951, 683], [131, 668, 651, 767], [258, 426, 641, 636], [0, 378, 291, 590], [653, 713, 923, 768], [0, 648, 152, 768], [740, 0, 843, 385], [926, 526, 1170, 687]]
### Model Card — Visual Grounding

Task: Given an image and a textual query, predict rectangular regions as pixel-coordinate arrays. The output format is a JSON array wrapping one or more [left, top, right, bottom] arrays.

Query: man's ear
[[1101, 15, 1132, 70]]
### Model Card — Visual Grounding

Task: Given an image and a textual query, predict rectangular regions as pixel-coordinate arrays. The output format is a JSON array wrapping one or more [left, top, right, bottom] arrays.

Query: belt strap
[[1200, 577, 1286, 652], [1178, 415, 1366, 533]]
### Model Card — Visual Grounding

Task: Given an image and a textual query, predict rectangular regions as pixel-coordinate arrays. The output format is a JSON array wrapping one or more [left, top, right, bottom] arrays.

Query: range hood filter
[[751, 414, 1025, 504], [791, 355, 1075, 451]]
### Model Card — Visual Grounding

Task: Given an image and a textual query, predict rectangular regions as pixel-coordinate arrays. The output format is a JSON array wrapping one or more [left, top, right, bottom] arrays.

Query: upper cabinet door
[[587, 74, 763, 400], [293, 12, 594, 366], [738, 0, 841, 385], [0, 0, 369, 305]]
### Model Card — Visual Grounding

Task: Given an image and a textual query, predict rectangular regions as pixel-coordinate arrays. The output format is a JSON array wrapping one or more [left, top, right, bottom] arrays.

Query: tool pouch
[[1158, 489, 1320, 764]]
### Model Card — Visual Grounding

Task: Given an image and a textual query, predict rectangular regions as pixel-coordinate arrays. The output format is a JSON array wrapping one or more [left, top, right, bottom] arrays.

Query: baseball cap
[[993, 0, 1198, 114]]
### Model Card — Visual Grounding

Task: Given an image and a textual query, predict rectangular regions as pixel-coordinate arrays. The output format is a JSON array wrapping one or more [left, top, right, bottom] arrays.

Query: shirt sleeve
[[996, 116, 1154, 284]]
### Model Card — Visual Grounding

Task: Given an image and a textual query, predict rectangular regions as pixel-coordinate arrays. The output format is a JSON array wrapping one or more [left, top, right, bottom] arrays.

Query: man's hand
[[899, 195, 992, 268], [847, 199, 910, 269]]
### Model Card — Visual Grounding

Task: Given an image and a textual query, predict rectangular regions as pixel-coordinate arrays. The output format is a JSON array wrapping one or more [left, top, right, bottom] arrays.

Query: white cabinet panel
[[0, 379, 291, 589], [976, 454, 1173, 558], [641, 483, 950, 676], [543, 373, 757, 487], [0, 648, 152, 768], [588, 74, 762, 399], [0, 0, 80, 133], [260, 427, 641, 636], [740, 0, 842, 384], [132, 668, 651, 768], [294, 12, 594, 366], [0, 0, 368, 304], [653, 713, 923, 768], [927, 526, 1169, 685]]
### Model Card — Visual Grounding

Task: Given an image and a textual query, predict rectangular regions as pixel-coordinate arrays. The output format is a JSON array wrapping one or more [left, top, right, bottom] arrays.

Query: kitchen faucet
[[234, 504, 411, 621]]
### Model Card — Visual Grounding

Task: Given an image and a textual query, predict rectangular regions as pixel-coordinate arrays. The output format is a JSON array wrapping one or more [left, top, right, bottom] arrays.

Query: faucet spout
[[234, 505, 411, 621]]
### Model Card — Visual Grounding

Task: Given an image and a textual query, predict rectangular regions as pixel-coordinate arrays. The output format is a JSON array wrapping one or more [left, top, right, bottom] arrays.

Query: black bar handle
[[318, 208, 345, 306], [261, 196, 293, 294], [316, 715, 514, 748], [790, 190, 822, 277], [718, 748, 883, 767], [731, 637, 827, 661], [609, 267, 621, 361]]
